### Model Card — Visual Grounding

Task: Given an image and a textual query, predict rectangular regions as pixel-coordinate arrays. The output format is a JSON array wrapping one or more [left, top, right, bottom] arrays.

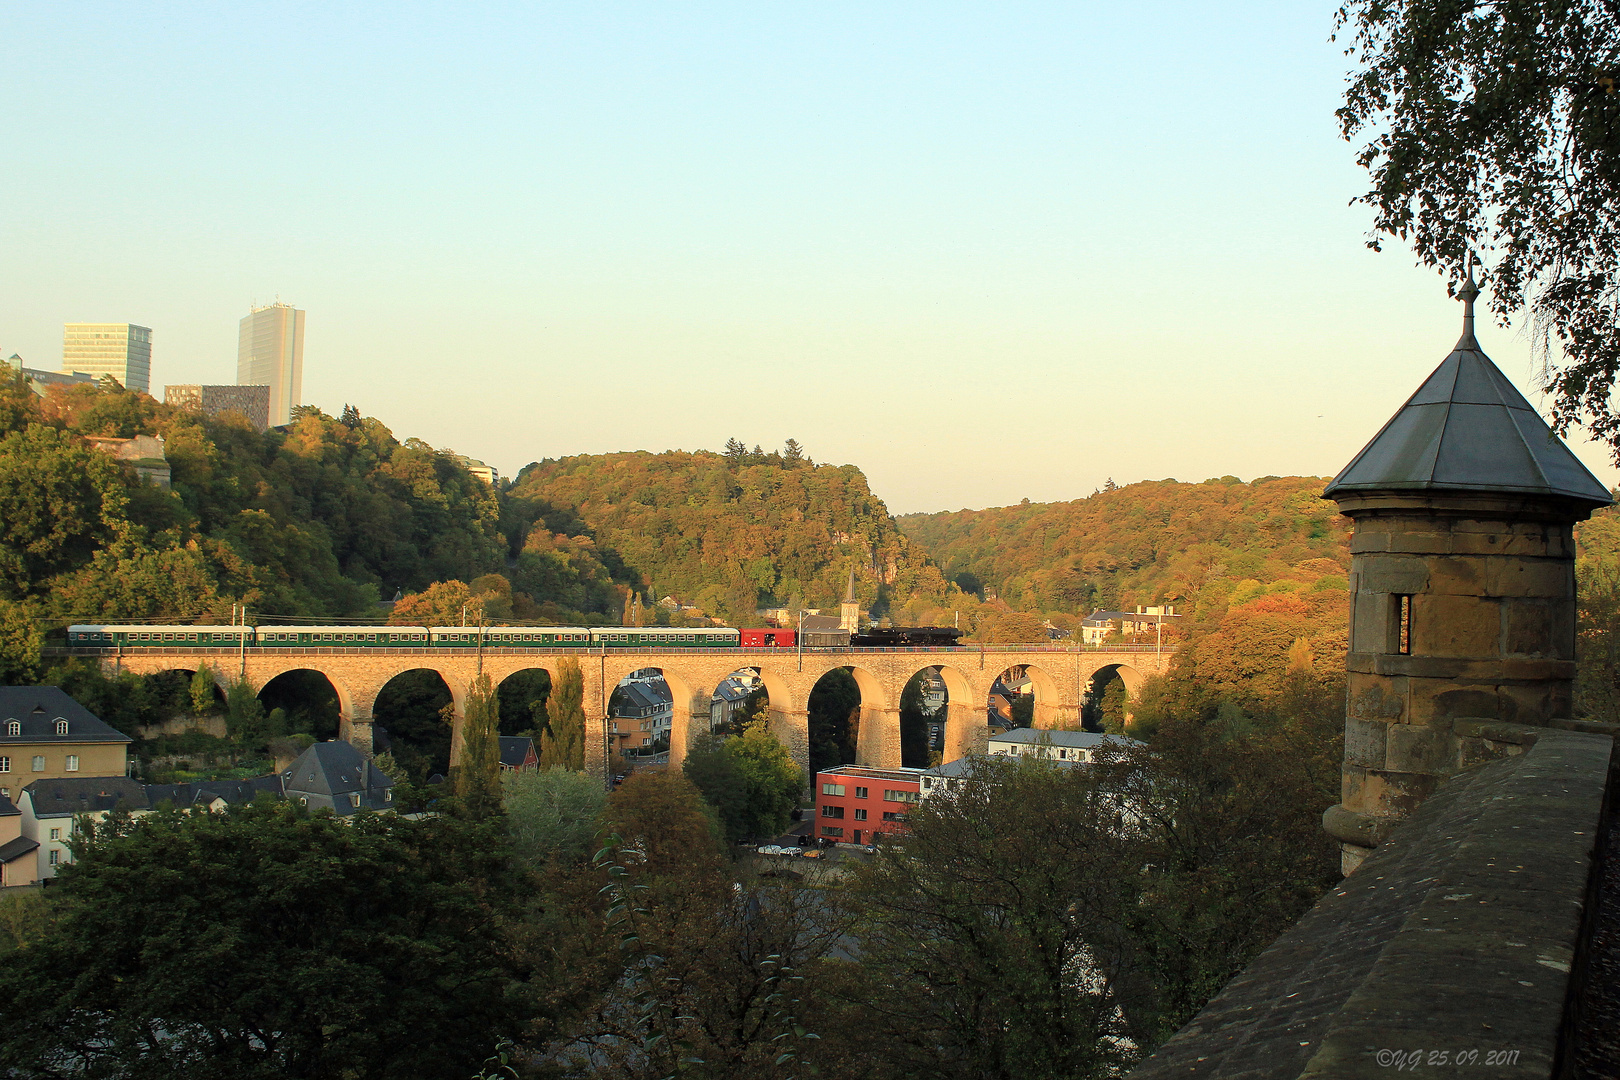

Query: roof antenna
[[1458, 253, 1481, 349]]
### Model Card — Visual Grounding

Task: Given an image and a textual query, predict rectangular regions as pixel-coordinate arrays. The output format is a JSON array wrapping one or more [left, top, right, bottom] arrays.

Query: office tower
[[237, 303, 304, 426], [61, 323, 152, 393]]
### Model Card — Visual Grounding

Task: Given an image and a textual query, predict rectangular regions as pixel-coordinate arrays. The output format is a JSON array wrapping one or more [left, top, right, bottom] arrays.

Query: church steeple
[[840, 566, 861, 634]]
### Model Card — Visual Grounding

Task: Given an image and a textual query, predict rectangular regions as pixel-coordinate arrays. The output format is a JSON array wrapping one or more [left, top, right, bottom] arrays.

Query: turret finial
[[1458, 254, 1481, 348]]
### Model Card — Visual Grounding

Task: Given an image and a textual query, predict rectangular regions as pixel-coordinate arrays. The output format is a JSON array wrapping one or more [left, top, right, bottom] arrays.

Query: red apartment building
[[814, 765, 923, 845]]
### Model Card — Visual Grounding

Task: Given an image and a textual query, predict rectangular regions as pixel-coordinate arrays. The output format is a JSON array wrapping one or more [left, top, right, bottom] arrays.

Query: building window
[[882, 789, 918, 803], [5, 721, 16, 736], [31, 756, 44, 772], [882, 812, 904, 822], [54, 719, 68, 735], [48, 849, 60, 866], [349, 793, 361, 808], [1394, 594, 1413, 654], [854, 786, 868, 799], [854, 808, 867, 821], [49, 828, 61, 841], [299, 796, 309, 807], [821, 805, 844, 818], [385, 789, 393, 802], [820, 826, 844, 838], [64, 755, 79, 772], [820, 783, 845, 796], [0, 756, 9, 773]]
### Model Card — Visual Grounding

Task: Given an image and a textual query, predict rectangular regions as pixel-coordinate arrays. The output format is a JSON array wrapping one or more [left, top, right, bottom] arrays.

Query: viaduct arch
[[96, 645, 1172, 784]]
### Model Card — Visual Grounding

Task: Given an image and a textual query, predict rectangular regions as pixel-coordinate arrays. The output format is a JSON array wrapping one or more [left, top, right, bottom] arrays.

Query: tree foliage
[[1336, 0, 1620, 447], [0, 380, 504, 628], [829, 755, 1137, 1080], [508, 449, 946, 620], [503, 766, 607, 869], [0, 801, 525, 1080], [542, 657, 586, 771], [683, 723, 804, 842], [455, 673, 503, 821], [897, 476, 1350, 635]]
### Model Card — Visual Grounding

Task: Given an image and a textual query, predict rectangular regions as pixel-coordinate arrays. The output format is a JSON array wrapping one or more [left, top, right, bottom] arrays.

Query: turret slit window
[[1393, 594, 1413, 655]]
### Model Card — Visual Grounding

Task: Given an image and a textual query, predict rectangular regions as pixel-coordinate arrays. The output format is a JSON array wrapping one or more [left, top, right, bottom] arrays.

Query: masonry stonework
[[1320, 283, 1613, 874], [100, 646, 1169, 785]]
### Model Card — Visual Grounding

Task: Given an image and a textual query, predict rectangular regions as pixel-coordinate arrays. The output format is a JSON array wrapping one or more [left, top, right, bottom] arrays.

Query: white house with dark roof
[[18, 776, 149, 881], [281, 741, 395, 815], [0, 686, 131, 802]]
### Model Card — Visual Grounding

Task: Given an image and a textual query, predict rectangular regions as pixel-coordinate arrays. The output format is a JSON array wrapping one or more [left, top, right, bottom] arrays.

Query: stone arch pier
[[100, 645, 1172, 783]]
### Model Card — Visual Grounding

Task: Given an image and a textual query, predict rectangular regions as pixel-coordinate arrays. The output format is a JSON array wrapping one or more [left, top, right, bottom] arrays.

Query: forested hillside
[[504, 446, 951, 623], [898, 476, 1351, 619], [0, 373, 503, 668]]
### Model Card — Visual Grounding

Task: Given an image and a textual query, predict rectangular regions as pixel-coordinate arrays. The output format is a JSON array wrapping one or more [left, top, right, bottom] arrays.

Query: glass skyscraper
[[237, 303, 304, 426], [61, 323, 152, 393]]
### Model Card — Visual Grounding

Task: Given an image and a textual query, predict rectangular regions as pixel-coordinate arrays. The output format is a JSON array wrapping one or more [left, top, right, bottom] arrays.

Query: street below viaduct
[[94, 644, 1173, 781]]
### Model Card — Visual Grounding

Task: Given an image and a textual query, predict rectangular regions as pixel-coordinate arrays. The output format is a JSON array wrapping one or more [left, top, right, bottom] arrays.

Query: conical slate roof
[[1325, 293, 1611, 506]]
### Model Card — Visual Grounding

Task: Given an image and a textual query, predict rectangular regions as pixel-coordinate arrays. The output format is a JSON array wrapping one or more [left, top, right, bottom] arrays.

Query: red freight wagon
[[740, 628, 796, 648]]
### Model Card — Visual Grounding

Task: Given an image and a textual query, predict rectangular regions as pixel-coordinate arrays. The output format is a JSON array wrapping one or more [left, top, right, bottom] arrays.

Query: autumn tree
[[1337, 0, 1620, 447], [827, 755, 1138, 1079], [557, 771, 836, 1080], [0, 802, 527, 1080], [189, 664, 218, 716], [389, 579, 482, 626], [455, 673, 503, 820], [0, 599, 43, 684], [542, 657, 586, 771], [683, 723, 804, 843], [0, 424, 129, 597], [503, 766, 607, 869]]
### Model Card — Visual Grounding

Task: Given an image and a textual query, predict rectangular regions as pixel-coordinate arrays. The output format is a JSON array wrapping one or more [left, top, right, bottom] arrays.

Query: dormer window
[[5, 721, 17, 737], [349, 792, 361, 808], [54, 720, 69, 736]]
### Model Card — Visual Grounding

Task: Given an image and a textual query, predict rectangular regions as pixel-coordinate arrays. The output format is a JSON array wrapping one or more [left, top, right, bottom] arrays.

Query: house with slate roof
[[142, 775, 285, 812], [280, 740, 395, 815], [498, 736, 537, 771], [0, 791, 35, 887], [19, 776, 149, 881], [0, 686, 131, 803]]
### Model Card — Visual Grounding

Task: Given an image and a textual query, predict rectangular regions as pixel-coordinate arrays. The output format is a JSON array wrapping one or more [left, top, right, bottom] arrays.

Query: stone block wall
[[1327, 493, 1591, 872]]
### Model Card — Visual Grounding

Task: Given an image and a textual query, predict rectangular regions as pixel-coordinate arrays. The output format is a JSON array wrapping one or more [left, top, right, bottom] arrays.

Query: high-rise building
[[164, 384, 271, 432], [237, 303, 304, 426], [61, 324, 152, 393]]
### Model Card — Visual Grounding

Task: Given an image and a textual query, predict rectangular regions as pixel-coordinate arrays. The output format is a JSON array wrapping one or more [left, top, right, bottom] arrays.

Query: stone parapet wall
[[1130, 730, 1613, 1080]]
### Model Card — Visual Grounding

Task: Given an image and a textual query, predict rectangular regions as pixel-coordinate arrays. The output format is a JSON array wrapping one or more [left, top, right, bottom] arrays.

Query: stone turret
[[1321, 277, 1611, 873]]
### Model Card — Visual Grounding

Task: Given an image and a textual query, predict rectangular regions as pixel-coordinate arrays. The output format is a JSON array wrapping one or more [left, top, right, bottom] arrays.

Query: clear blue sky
[[4, 2, 1614, 513]]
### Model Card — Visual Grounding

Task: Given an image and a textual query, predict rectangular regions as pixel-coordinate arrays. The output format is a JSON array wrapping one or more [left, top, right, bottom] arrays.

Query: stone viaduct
[[97, 644, 1172, 781]]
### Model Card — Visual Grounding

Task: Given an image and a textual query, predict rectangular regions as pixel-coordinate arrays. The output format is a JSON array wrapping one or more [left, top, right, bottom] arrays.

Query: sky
[[3, 2, 1616, 514]]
